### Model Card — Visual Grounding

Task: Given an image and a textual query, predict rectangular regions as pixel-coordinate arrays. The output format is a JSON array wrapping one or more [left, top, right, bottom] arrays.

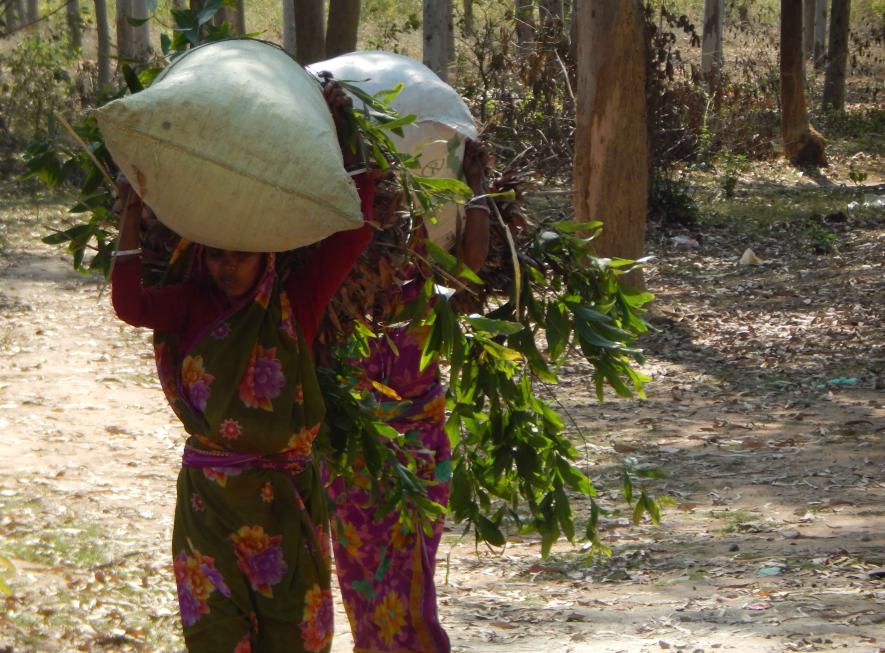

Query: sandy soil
[[1, 179, 883, 653]]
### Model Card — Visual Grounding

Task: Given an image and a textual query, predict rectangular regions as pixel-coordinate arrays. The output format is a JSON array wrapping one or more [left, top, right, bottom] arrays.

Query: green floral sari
[[155, 244, 333, 653]]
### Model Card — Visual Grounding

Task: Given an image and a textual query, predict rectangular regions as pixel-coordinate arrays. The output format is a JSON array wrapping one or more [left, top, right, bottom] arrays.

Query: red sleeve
[[111, 256, 193, 332], [288, 173, 375, 345]]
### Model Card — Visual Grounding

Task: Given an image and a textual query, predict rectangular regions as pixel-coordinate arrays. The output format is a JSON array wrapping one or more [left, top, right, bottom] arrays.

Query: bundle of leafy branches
[[23, 5, 659, 557]]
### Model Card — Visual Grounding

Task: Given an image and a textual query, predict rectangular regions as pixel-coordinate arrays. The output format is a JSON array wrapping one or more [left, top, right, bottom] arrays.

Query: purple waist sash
[[181, 445, 311, 474]]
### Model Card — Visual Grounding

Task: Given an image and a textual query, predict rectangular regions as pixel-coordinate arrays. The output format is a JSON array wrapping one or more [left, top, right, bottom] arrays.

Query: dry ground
[[0, 165, 883, 652]]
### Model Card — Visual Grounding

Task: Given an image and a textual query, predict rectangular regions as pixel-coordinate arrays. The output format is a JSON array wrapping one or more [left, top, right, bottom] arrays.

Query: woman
[[327, 139, 491, 653], [111, 81, 371, 653]]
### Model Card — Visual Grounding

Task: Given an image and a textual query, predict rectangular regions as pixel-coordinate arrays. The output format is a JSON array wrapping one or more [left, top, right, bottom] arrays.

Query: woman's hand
[[113, 175, 144, 251], [462, 138, 490, 197], [319, 73, 363, 168]]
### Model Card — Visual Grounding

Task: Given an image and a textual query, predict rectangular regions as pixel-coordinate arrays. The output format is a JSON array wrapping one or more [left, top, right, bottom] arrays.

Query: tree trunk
[[294, 0, 325, 64], [212, 0, 244, 34], [822, 0, 850, 111], [813, 0, 826, 69], [447, 0, 455, 64], [116, 0, 134, 61], [574, 0, 648, 289], [4, 0, 19, 32], [25, 0, 35, 22], [803, 0, 816, 59], [701, 0, 725, 85], [463, 0, 474, 34], [283, 0, 297, 55], [95, 0, 112, 88], [129, 0, 152, 62], [325, 0, 359, 57], [423, 0, 450, 81], [67, 0, 82, 51], [514, 0, 534, 51], [780, 0, 826, 165]]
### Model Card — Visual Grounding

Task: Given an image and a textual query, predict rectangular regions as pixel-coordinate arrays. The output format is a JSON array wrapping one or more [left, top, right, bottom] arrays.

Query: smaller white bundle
[[95, 39, 363, 252], [309, 51, 479, 249]]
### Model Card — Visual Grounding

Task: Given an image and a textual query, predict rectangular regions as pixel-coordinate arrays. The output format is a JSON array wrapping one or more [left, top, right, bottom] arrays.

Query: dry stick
[[53, 112, 125, 300], [53, 111, 116, 188], [488, 196, 521, 317]]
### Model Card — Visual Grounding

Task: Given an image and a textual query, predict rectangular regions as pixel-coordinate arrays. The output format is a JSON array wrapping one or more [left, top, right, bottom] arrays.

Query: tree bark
[[701, 0, 724, 85], [67, 0, 82, 51], [447, 0, 455, 64], [213, 2, 245, 35], [780, 0, 826, 165], [4, 0, 19, 32], [574, 0, 648, 289], [294, 0, 325, 64], [326, 0, 360, 57], [803, 0, 816, 59], [423, 0, 450, 81], [514, 0, 534, 51], [116, 0, 134, 61], [95, 0, 112, 88], [282, 0, 297, 55], [25, 0, 35, 22], [128, 0, 152, 62], [813, 0, 826, 69], [463, 0, 474, 34], [822, 0, 850, 111]]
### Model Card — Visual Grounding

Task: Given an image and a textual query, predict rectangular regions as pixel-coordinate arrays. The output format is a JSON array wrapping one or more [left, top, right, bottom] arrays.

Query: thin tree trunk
[[447, 0, 455, 64], [803, 0, 816, 59], [424, 0, 450, 81], [294, 0, 325, 64], [3, 0, 18, 33], [574, 0, 648, 289], [326, 0, 359, 57], [116, 0, 134, 61], [463, 0, 474, 34], [283, 0, 297, 55], [514, 0, 534, 51], [780, 0, 826, 165], [95, 0, 112, 88], [822, 0, 850, 111], [813, 0, 826, 69], [67, 0, 82, 51], [701, 0, 725, 85], [129, 0, 151, 62], [25, 0, 35, 22]]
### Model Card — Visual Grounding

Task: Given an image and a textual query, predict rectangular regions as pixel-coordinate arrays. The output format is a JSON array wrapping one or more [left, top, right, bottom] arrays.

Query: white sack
[[309, 51, 478, 249], [95, 39, 363, 252]]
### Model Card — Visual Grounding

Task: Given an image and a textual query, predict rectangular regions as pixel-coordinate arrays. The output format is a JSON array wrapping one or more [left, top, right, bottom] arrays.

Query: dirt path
[[1, 181, 883, 653]]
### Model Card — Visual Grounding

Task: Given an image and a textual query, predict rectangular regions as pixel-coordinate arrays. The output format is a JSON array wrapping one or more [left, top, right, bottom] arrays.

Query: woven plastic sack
[[95, 39, 363, 252], [309, 51, 478, 249]]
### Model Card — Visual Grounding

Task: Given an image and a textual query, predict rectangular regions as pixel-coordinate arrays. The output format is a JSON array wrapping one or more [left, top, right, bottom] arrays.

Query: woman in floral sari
[[326, 140, 490, 653], [111, 82, 372, 653]]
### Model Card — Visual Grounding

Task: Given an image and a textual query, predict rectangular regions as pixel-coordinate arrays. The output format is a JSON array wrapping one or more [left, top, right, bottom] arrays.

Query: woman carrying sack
[[111, 81, 372, 653]]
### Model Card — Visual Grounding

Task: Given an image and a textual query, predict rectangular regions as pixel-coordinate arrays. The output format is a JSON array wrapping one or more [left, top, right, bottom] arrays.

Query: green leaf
[[622, 468, 633, 504], [196, 0, 222, 26], [423, 238, 458, 271], [475, 514, 505, 547], [434, 458, 452, 483], [121, 64, 144, 93], [42, 224, 91, 245], [465, 315, 523, 336]]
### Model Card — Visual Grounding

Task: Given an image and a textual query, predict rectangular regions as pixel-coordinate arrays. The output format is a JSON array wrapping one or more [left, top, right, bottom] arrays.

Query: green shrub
[[0, 32, 79, 140]]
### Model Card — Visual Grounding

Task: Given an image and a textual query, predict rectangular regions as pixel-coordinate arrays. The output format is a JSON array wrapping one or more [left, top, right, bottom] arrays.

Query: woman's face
[[204, 248, 264, 301]]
